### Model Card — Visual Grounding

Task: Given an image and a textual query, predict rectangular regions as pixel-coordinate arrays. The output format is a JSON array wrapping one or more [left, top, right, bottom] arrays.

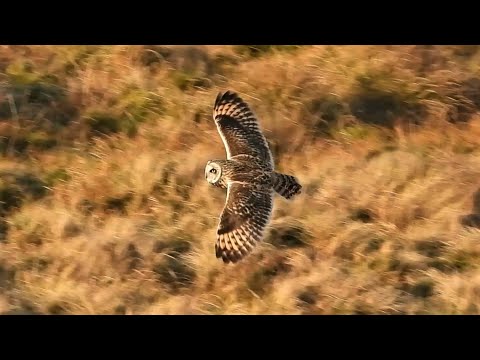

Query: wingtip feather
[[215, 90, 241, 106]]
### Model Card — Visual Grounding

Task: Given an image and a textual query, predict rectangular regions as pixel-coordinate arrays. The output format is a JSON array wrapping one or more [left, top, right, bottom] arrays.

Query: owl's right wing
[[215, 182, 273, 263], [213, 90, 273, 170]]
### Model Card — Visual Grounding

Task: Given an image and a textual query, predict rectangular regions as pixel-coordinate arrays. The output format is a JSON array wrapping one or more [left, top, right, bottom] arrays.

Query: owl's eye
[[210, 168, 217, 174]]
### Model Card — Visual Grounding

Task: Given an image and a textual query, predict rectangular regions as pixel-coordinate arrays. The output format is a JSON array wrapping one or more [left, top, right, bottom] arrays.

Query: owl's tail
[[271, 172, 302, 199]]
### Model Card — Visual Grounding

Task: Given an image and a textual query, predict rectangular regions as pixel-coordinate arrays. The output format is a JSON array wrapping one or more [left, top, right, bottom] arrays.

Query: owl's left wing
[[213, 91, 273, 170], [215, 182, 273, 263]]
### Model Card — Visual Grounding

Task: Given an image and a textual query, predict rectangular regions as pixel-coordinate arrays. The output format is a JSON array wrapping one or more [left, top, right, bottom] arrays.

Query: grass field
[[1, 45, 480, 314]]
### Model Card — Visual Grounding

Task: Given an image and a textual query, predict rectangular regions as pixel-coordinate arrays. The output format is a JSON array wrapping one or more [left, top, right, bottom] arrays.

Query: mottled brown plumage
[[205, 91, 302, 263]]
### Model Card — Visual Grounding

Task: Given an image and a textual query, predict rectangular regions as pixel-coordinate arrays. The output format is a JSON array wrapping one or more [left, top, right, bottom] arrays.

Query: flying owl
[[205, 90, 302, 264]]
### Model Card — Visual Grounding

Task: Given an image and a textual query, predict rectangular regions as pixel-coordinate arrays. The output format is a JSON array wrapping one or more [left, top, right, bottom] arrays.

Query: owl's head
[[205, 160, 223, 186]]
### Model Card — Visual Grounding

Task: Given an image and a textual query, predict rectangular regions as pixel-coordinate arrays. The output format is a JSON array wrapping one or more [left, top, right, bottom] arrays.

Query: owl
[[205, 90, 302, 264]]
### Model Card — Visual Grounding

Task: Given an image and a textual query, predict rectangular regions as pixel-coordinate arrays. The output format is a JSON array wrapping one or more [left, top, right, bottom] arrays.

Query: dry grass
[[2, 45, 480, 314]]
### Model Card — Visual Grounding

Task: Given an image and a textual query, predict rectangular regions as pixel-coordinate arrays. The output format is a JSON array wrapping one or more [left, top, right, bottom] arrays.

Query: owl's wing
[[215, 182, 273, 263], [213, 90, 273, 170]]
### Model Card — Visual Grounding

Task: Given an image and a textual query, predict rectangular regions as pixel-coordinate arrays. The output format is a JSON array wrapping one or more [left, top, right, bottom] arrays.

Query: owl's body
[[205, 90, 302, 263], [206, 155, 271, 190]]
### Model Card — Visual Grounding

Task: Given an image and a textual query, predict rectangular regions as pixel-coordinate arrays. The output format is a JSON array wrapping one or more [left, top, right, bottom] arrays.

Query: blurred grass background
[[1, 45, 480, 314]]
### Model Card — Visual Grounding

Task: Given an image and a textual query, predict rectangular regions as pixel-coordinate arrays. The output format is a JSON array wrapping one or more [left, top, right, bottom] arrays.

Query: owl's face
[[205, 160, 223, 186]]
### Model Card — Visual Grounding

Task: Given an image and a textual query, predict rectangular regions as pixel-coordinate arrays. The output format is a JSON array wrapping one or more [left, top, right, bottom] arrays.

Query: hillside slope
[[1, 45, 480, 314]]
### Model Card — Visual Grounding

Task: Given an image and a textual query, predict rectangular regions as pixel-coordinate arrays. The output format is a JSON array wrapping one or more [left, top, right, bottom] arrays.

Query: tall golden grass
[[1, 45, 480, 314]]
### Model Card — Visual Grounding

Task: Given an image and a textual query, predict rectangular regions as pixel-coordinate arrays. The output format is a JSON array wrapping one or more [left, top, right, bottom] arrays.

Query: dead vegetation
[[1, 45, 480, 314]]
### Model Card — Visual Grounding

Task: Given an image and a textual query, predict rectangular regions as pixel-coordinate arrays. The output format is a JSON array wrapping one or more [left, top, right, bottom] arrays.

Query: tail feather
[[272, 172, 302, 199]]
